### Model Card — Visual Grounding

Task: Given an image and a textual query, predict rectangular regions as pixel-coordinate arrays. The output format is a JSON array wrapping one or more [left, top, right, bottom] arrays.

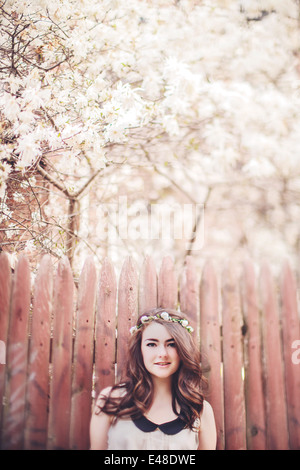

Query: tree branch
[[36, 163, 72, 198]]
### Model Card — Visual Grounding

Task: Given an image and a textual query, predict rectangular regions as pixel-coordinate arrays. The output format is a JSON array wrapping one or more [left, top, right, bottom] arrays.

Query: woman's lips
[[154, 362, 171, 366]]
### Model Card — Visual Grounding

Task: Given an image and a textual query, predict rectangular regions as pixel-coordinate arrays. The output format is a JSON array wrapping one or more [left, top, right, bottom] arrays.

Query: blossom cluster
[[1, 1, 299, 179]]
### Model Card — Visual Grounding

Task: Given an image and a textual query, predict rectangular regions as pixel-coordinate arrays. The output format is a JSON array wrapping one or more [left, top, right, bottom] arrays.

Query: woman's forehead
[[142, 321, 173, 341]]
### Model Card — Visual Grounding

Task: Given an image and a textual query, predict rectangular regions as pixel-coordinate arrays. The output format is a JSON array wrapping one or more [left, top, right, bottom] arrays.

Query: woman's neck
[[151, 375, 173, 400], [145, 376, 178, 423]]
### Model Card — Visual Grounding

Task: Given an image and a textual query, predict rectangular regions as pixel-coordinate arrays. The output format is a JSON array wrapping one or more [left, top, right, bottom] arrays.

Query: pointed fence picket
[[0, 252, 299, 450], [222, 263, 247, 450], [25, 255, 53, 450], [242, 261, 266, 450], [199, 260, 224, 450], [0, 252, 11, 435], [1, 256, 31, 450], [94, 257, 117, 398], [48, 257, 74, 450], [116, 257, 139, 380], [280, 262, 300, 449], [70, 256, 97, 450]]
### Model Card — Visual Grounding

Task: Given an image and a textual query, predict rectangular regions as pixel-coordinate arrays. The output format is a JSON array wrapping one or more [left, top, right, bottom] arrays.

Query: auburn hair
[[96, 308, 207, 430]]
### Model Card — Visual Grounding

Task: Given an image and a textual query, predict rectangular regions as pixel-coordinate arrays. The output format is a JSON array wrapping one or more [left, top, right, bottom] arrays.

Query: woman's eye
[[146, 342, 156, 347], [168, 342, 176, 348]]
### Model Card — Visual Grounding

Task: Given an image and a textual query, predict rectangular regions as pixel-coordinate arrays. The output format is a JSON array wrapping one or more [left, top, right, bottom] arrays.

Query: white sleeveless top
[[107, 414, 199, 450]]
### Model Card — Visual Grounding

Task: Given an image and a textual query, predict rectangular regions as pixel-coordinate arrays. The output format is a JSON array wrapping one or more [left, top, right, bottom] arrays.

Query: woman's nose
[[158, 345, 168, 357]]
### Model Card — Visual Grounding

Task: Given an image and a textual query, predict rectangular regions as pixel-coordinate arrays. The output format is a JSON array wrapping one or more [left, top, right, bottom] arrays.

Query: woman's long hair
[[96, 308, 207, 430]]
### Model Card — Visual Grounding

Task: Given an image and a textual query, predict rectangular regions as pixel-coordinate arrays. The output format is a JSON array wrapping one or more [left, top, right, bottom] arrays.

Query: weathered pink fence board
[[0, 252, 299, 450], [180, 256, 200, 342], [25, 255, 53, 450], [242, 261, 266, 450], [199, 261, 224, 450], [70, 256, 97, 450], [222, 263, 247, 450], [280, 262, 300, 450], [94, 257, 117, 398], [1, 256, 31, 450], [48, 257, 74, 450], [0, 252, 11, 434], [260, 264, 289, 450], [116, 257, 139, 380], [158, 256, 178, 310], [139, 256, 158, 314]]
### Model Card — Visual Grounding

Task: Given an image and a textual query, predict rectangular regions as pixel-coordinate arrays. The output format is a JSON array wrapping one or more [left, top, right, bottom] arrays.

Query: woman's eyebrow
[[144, 338, 174, 343]]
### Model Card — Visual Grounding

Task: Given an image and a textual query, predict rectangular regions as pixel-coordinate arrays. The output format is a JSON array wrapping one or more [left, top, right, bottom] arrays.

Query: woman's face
[[141, 322, 181, 380]]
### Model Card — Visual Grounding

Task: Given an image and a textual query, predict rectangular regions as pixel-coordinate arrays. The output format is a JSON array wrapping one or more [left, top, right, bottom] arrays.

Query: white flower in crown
[[140, 315, 149, 323], [130, 326, 138, 335], [181, 319, 188, 327], [160, 311, 170, 321]]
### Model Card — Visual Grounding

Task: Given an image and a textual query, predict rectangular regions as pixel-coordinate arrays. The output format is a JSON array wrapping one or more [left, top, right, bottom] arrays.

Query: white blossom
[[160, 311, 170, 321], [16, 135, 41, 168], [0, 162, 11, 198]]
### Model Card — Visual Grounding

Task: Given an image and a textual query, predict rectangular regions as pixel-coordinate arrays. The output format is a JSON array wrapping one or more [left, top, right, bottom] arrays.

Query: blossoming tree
[[1, 0, 300, 271]]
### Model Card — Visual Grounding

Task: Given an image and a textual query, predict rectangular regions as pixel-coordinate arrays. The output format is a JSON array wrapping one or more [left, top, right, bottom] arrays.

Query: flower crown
[[129, 311, 194, 335]]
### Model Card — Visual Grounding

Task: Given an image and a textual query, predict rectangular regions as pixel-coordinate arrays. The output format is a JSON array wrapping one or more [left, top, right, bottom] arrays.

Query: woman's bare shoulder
[[198, 400, 217, 450], [202, 400, 214, 417]]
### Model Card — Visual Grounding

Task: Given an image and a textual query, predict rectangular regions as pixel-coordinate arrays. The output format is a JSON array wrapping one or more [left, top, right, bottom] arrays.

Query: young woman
[[90, 308, 216, 450]]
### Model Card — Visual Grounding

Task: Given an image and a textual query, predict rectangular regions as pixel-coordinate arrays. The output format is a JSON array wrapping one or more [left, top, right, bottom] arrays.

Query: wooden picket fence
[[0, 252, 299, 450]]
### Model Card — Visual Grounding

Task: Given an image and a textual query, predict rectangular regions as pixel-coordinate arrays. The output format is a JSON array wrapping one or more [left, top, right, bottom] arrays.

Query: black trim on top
[[132, 414, 186, 435]]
